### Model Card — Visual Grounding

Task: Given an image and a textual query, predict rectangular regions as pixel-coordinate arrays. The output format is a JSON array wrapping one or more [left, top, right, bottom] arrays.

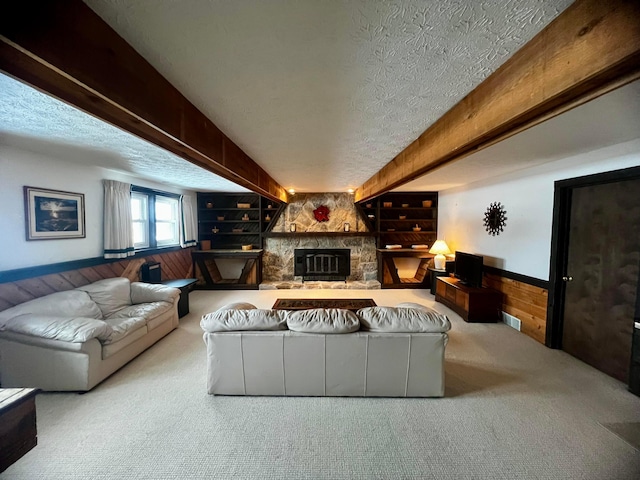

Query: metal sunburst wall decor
[[484, 202, 507, 236]]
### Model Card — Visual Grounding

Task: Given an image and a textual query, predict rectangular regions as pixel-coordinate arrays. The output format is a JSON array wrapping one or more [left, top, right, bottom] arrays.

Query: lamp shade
[[429, 240, 451, 270], [429, 240, 451, 255]]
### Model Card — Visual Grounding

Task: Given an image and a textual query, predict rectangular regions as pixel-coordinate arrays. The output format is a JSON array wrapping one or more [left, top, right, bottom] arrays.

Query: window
[[131, 186, 180, 250]]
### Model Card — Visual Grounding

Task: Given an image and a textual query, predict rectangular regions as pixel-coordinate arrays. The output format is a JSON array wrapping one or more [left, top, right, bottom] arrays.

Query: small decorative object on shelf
[[402, 203, 409, 208], [399, 215, 407, 220], [385, 244, 402, 249], [206, 202, 213, 209], [383, 202, 392, 208], [484, 202, 507, 236], [344, 222, 350, 232], [232, 228, 244, 233], [290, 223, 296, 232], [241, 244, 253, 251], [413, 224, 421, 232], [200, 240, 211, 250], [365, 203, 372, 208], [313, 205, 330, 222], [265, 214, 271, 221], [237, 203, 251, 209], [267, 204, 273, 209], [212, 227, 219, 234], [217, 215, 224, 221], [422, 200, 433, 208], [242, 213, 250, 221]]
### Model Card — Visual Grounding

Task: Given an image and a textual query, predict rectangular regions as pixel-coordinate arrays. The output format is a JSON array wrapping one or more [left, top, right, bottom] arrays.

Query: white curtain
[[180, 194, 198, 248], [103, 180, 135, 259]]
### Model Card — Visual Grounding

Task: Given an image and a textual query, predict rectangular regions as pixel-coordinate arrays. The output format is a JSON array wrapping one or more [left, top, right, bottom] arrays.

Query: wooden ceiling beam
[[0, 0, 288, 202], [355, 0, 640, 202]]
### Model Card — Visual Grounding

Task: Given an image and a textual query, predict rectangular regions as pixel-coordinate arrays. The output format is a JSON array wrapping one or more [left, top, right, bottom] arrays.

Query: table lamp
[[429, 240, 451, 270]]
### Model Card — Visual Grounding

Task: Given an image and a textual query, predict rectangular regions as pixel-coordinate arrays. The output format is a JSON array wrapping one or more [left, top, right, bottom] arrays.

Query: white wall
[[0, 145, 196, 271], [438, 139, 640, 281]]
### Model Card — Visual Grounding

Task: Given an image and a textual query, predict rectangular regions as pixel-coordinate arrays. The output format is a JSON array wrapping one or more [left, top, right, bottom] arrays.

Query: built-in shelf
[[263, 232, 375, 238]]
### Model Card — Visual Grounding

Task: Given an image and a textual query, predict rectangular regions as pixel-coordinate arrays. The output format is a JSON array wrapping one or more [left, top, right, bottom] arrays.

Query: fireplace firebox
[[294, 248, 350, 282]]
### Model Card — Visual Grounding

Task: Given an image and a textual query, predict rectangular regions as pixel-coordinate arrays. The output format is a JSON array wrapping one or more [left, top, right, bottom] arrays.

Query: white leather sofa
[[0, 277, 179, 391], [201, 302, 451, 397]]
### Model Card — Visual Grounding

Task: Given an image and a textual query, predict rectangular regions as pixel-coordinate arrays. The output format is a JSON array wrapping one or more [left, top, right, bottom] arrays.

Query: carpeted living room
[[1, 0, 640, 478]]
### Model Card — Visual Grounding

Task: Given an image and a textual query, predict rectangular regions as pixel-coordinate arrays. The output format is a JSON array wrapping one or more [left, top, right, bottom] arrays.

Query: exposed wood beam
[[355, 0, 640, 202], [0, 0, 288, 203]]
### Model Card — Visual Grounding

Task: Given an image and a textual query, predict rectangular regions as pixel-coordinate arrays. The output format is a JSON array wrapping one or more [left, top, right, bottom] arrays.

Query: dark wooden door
[[561, 179, 640, 381]]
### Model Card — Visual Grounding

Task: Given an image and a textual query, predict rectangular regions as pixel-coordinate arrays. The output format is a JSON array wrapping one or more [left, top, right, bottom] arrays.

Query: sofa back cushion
[[201, 308, 287, 332], [357, 306, 451, 333], [286, 308, 360, 334], [0, 290, 103, 326], [1, 313, 112, 343], [76, 278, 132, 317]]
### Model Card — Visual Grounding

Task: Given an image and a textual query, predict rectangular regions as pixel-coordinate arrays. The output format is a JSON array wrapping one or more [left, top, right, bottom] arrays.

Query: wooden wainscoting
[[484, 272, 548, 344], [0, 248, 195, 312]]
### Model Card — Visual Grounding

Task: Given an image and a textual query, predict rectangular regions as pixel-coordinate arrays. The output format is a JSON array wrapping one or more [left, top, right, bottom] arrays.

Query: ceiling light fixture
[[288, 189, 295, 195], [347, 189, 355, 194]]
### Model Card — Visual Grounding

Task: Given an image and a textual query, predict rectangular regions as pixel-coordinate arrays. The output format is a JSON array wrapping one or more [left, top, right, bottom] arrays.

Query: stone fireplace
[[261, 193, 379, 288]]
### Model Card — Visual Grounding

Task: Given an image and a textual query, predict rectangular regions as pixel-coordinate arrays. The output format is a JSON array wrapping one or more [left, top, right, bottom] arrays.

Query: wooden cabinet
[[357, 192, 438, 249], [435, 276, 502, 322], [197, 193, 284, 250], [192, 249, 263, 290]]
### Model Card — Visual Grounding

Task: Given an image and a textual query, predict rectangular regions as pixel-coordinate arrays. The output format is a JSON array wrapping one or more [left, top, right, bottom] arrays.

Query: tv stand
[[435, 276, 502, 323]]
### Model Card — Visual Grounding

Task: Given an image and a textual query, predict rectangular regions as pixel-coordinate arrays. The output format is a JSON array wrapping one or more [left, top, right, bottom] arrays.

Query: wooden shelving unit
[[197, 192, 284, 250], [357, 191, 438, 249]]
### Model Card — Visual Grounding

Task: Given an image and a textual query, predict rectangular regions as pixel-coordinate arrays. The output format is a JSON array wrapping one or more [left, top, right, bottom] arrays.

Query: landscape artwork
[[24, 186, 85, 240]]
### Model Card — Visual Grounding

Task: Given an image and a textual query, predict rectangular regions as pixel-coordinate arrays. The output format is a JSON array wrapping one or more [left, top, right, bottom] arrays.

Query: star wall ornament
[[313, 205, 330, 222], [484, 202, 507, 236]]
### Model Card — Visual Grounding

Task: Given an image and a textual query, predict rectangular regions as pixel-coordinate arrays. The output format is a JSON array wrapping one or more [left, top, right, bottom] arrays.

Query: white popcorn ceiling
[[1, 1, 575, 193]]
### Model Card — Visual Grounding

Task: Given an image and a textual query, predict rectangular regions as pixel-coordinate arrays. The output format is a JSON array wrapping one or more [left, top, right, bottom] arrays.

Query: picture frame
[[24, 186, 86, 240]]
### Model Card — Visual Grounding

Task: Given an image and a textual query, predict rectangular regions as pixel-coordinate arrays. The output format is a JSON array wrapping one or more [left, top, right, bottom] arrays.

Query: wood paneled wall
[[484, 272, 548, 344], [0, 249, 194, 312]]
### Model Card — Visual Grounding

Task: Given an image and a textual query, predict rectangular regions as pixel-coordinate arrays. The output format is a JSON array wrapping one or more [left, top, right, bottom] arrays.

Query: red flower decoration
[[313, 205, 330, 222]]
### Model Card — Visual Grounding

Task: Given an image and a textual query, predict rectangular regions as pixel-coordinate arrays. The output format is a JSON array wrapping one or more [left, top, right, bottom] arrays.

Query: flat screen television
[[454, 251, 484, 288]]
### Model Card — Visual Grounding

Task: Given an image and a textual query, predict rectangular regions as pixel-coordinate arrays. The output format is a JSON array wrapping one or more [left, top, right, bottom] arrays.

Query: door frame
[[546, 165, 640, 348]]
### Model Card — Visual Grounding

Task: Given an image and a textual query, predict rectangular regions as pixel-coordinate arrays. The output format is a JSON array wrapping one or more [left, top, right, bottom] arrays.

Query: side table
[[161, 279, 197, 318], [427, 267, 448, 295], [0, 388, 39, 473]]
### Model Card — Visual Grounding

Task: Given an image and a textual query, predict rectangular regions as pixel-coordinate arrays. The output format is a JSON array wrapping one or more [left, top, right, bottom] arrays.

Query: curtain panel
[[180, 195, 198, 248], [103, 180, 134, 259]]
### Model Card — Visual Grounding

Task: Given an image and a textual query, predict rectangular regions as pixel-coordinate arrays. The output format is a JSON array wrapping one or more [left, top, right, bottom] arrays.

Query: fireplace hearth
[[294, 248, 350, 282]]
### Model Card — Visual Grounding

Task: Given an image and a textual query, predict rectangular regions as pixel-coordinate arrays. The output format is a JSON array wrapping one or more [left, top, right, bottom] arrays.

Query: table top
[[0, 388, 39, 414], [161, 278, 197, 289], [272, 298, 376, 312]]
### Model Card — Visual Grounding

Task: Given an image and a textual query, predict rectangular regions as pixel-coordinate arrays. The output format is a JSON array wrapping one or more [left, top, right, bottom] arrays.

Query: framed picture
[[24, 186, 85, 240]]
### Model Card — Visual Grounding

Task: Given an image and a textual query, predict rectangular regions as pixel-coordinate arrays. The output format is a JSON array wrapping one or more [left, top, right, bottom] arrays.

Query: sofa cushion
[[107, 302, 174, 321], [201, 309, 287, 332], [101, 316, 147, 344], [130, 282, 180, 305], [0, 290, 103, 326], [357, 306, 451, 333], [286, 309, 360, 334], [76, 278, 132, 317], [0, 314, 113, 343]]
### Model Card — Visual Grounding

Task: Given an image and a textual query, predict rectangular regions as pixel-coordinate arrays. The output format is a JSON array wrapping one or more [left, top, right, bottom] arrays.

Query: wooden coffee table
[[272, 298, 376, 312]]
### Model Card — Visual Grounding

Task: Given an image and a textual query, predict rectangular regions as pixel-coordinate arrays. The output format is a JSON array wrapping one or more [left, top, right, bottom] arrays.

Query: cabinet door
[[455, 290, 469, 310], [436, 278, 447, 297]]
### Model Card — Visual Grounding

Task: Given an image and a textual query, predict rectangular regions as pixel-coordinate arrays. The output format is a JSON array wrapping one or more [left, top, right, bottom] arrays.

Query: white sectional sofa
[[201, 302, 451, 397], [0, 277, 180, 391]]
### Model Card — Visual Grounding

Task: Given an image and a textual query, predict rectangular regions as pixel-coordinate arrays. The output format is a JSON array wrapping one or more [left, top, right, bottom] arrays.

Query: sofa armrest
[[130, 282, 180, 305], [0, 314, 113, 342]]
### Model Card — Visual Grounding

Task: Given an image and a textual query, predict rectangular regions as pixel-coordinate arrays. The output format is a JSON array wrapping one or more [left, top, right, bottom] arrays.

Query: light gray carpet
[[2, 289, 639, 479]]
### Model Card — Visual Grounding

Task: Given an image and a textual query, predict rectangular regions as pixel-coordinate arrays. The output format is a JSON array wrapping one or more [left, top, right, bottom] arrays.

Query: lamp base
[[434, 254, 446, 270]]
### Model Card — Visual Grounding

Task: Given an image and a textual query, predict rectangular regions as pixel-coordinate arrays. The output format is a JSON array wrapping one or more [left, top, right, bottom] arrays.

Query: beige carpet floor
[[2, 288, 639, 479]]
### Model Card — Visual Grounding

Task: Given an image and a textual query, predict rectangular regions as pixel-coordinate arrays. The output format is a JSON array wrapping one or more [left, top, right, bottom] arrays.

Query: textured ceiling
[[78, 0, 574, 192], [0, 73, 249, 192]]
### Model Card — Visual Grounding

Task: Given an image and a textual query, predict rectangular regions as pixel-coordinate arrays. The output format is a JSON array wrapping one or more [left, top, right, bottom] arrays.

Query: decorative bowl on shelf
[[365, 203, 373, 208], [217, 216, 225, 221], [237, 203, 251, 209], [422, 200, 433, 208], [232, 228, 244, 233], [241, 245, 253, 251], [402, 203, 409, 208], [367, 214, 375, 219], [399, 215, 407, 220], [383, 202, 392, 208], [412, 225, 422, 232]]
